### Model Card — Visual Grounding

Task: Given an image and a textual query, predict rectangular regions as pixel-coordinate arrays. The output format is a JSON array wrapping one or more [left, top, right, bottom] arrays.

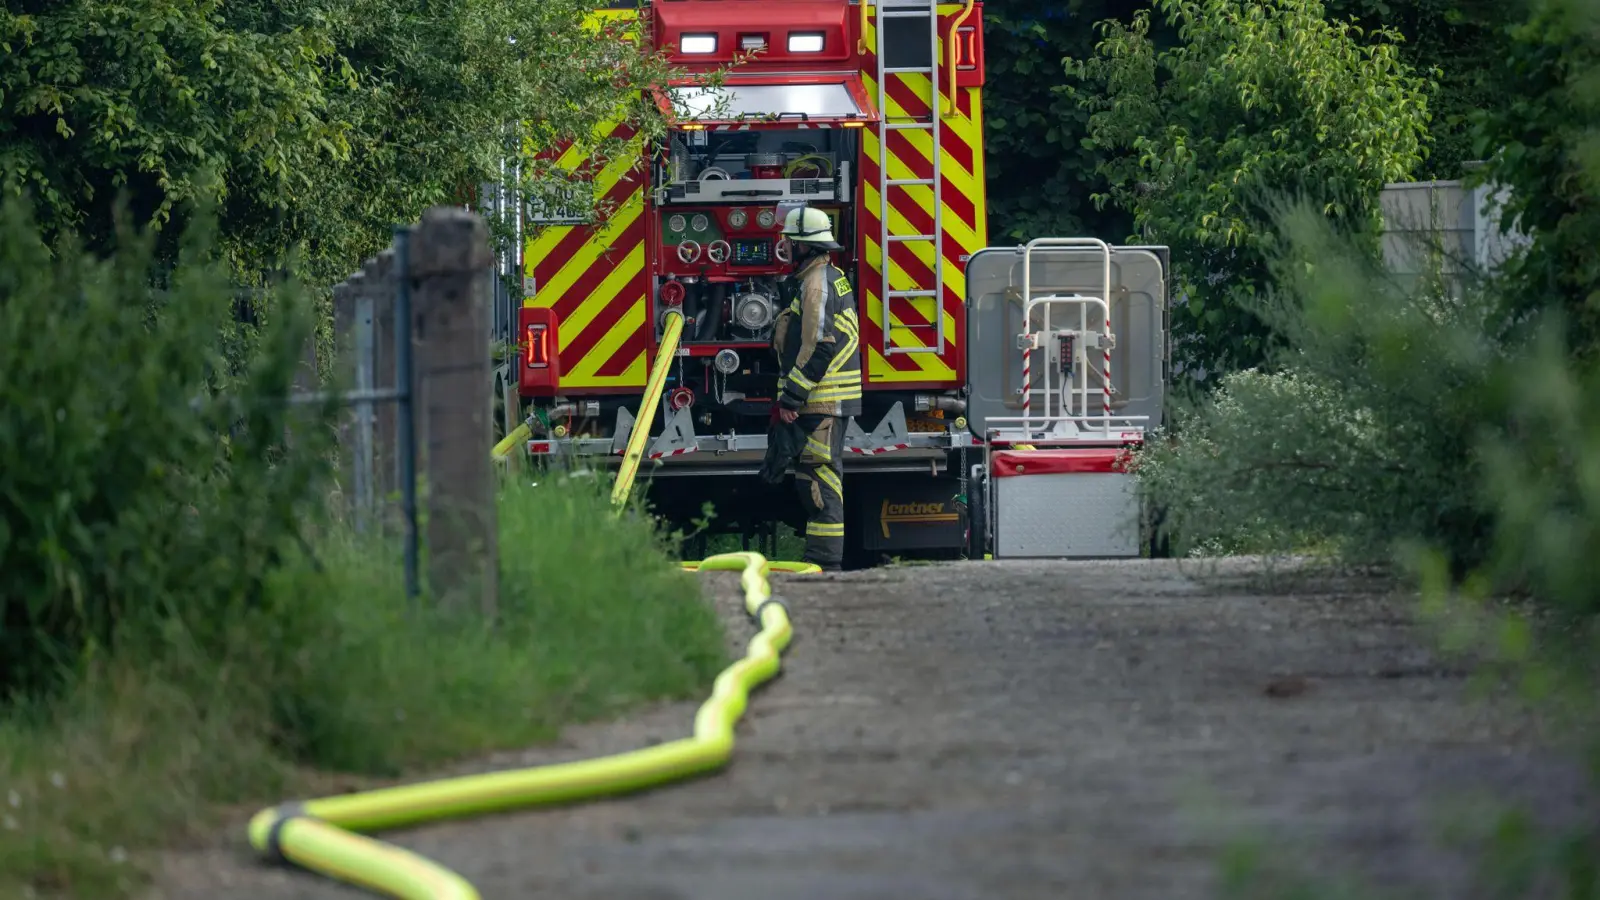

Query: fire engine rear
[[509, 0, 1174, 565]]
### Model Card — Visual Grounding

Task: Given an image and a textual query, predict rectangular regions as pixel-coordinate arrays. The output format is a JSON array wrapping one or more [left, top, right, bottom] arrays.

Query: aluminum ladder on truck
[[873, 0, 945, 356]]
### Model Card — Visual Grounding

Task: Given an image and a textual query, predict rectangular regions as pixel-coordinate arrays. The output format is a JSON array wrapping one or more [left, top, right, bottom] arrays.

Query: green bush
[[1135, 202, 1507, 569], [1133, 0, 1600, 590], [257, 475, 729, 776], [1467, 0, 1600, 356], [0, 474, 728, 898], [0, 194, 333, 698], [0, 199, 729, 898], [1129, 2, 1600, 894]]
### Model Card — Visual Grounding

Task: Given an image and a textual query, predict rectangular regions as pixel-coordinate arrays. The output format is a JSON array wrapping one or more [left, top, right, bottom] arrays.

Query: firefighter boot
[[794, 414, 846, 570]]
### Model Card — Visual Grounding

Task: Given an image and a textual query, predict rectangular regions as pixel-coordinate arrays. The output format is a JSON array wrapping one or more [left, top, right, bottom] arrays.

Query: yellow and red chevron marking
[[523, 122, 651, 392], [859, 4, 989, 389]]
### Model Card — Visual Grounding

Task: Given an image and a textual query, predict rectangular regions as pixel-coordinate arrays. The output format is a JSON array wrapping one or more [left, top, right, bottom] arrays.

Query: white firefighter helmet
[[780, 205, 842, 251]]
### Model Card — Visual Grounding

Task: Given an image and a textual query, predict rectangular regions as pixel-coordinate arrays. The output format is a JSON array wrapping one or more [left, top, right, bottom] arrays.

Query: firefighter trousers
[[794, 414, 846, 569]]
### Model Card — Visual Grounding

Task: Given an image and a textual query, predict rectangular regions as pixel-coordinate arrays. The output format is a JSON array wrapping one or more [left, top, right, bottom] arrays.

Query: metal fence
[[1378, 174, 1532, 289], [318, 207, 502, 615]]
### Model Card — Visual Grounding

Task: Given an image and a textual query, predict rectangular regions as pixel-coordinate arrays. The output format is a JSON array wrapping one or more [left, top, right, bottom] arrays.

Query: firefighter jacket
[[772, 254, 863, 417]]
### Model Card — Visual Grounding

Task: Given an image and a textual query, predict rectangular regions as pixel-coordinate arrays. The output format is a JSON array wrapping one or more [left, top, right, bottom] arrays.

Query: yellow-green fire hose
[[490, 422, 530, 460], [248, 550, 807, 899], [248, 309, 825, 898]]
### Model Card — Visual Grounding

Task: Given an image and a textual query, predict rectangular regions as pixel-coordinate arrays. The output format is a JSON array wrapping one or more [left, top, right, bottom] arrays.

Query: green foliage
[[252, 474, 728, 776], [980, 2, 1511, 245], [1060, 0, 1435, 378], [1136, 5, 1600, 890], [980, 1, 1144, 242], [0, 193, 333, 698], [1326, 0, 1516, 179], [1133, 204, 1505, 566], [0, 475, 727, 899], [1135, 0, 1600, 578], [1466, 317, 1600, 637], [0, 0, 693, 288], [1470, 0, 1600, 355], [0, 0, 341, 261]]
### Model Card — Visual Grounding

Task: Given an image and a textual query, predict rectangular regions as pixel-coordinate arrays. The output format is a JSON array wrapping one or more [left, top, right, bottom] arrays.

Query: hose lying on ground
[[248, 550, 810, 900]]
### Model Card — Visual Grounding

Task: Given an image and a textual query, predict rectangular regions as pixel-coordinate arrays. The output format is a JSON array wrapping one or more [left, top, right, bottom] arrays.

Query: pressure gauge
[[727, 208, 749, 229], [691, 213, 710, 232], [668, 214, 686, 233], [756, 208, 777, 229]]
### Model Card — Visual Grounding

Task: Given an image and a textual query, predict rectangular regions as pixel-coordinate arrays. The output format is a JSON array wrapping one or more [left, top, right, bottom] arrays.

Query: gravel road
[[152, 558, 1589, 900]]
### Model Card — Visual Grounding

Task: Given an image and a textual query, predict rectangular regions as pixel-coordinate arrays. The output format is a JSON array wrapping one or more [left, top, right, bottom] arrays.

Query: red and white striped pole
[[1102, 331, 1112, 424], [1021, 340, 1032, 426]]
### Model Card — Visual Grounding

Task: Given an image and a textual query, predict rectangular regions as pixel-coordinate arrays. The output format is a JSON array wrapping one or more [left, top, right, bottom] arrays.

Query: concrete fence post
[[332, 279, 357, 515], [286, 285, 321, 452], [353, 274, 377, 532], [501, 374, 522, 474], [409, 206, 499, 616], [368, 252, 398, 513]]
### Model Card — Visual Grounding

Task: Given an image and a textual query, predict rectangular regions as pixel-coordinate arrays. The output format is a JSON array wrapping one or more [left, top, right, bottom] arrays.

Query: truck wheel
[[842, 528, 875, 571]]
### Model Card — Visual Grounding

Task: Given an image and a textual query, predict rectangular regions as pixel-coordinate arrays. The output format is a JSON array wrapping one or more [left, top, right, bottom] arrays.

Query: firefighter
[[770, 205, 863, 571]]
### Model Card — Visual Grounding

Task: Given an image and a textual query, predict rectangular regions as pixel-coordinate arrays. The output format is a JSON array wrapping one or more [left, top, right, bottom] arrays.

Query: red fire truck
[[509, 0, 1173, 565]]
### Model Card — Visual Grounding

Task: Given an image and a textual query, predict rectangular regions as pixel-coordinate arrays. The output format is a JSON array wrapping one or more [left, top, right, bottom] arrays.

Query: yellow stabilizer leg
[[611, 309, 684, 509]]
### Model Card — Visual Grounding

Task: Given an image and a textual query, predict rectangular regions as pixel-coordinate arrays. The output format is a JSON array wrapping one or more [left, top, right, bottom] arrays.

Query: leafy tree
[[1326, 0, 1516, 178], [0, 0, 688, 288], [981, 1, 1146, 243], [1063, 0, 1436, 380], [0, 194, 335, 697], [1469, 0, 1600, 355], [1135, 0, 1600, 582], [0, 2, 344, 270], [979, 1, 1504, 244]]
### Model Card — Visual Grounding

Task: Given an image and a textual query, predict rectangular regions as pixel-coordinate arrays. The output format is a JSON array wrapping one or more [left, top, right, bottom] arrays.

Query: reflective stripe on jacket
[[772, 255, 863, 417]]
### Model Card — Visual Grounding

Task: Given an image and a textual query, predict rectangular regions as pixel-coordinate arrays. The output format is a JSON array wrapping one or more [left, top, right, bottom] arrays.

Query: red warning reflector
[[990, 448, 1132, 477]]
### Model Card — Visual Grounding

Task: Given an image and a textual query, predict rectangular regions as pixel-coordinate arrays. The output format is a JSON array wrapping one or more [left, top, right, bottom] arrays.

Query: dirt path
[[152, 559, 1588, 900]]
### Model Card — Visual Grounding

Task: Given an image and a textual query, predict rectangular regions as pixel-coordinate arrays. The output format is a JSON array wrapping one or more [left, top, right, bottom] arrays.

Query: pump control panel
[[732, 239, 772, 267]]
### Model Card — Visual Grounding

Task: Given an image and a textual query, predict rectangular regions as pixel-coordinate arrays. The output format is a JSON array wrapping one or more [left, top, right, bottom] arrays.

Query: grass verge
[[0, 473, 729, 898]]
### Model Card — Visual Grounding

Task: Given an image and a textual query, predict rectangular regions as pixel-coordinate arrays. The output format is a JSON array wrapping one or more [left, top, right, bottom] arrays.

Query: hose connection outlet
[[713, 348, 741, 375], [659, 279, 686, 308], [658, 280, 688, 331], [669, 386, 695, 411]]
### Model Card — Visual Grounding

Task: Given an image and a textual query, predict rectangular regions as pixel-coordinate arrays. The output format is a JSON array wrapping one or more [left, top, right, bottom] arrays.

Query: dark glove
[[760, 418, 805, 484]]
